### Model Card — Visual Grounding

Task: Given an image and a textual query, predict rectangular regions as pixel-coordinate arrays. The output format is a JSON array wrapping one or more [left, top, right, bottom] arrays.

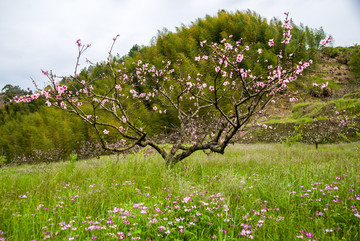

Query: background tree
[[349, 45, 360, 81]]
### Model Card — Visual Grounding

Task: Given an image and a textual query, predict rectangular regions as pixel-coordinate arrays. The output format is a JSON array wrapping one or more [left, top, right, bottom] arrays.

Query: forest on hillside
[[1, 10, 359, 165]]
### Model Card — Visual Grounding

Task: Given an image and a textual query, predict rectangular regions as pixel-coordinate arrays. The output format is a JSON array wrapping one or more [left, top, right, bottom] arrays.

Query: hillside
[[264, 47, 359, 121], [0, 93, 4, 108]]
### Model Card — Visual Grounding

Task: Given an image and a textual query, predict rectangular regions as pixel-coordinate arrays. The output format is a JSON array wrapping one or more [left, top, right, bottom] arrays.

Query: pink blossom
[[321, 82, 328, 88], [103, 129, 109, 134], [153, 106, 157, 110], [41, 70, 49, 76], [195, 56, 201, 61], [268, 39, 274, 47], [236, 54, 244, 62], [215, 66, 220, 72], [224, 43, 233, 50], [209, 86, 215, 91], [320, 37, 332, 46]]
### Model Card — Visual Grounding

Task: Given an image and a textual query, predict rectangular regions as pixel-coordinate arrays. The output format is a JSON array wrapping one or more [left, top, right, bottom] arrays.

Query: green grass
[[0, 143, 359, 240], [266, 96, 360, 124]]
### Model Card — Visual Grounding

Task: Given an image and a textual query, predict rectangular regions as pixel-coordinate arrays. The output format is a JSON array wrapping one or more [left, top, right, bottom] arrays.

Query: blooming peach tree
[[13, 13, 332, 166]]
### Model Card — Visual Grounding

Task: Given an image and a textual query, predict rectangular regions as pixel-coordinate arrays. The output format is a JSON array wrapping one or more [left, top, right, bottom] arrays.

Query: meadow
[[0, 143, 359, 240]]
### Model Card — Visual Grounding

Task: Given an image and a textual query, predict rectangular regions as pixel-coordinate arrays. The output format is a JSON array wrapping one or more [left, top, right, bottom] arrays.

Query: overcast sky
[[0, 0, 359, 91]]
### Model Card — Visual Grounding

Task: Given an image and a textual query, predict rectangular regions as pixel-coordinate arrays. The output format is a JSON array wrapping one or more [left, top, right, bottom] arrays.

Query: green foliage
[[123, 10, 324, 76], [70, 154, 78, 163], [349, 45, 360, 80], [0, 104, 93, 163], [322, 46, 351, 58], [0, 156, 7, 166], [280, 125, 303, 146]]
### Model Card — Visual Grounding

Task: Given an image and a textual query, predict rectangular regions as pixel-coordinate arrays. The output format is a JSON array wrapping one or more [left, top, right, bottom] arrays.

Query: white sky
[[0, 0, 359, 90]]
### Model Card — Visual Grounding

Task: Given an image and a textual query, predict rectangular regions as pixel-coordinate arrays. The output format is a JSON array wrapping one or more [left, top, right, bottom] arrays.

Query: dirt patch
[[318, 52, 352, 84]]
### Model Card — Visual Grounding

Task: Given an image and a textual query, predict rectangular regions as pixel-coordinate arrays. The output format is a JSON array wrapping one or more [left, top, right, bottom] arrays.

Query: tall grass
[[0, 143, 359, 240]]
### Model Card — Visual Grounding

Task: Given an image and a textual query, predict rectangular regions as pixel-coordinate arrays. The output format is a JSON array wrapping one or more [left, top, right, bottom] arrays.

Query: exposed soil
[[317, 52, 353, 84]]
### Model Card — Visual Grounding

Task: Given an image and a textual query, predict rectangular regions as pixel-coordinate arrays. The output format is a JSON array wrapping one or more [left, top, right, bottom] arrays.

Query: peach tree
[[13, 13, 332, 166]]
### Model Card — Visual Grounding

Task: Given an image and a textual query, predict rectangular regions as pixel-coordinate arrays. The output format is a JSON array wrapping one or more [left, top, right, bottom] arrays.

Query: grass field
[[0, 143, 359, 240]]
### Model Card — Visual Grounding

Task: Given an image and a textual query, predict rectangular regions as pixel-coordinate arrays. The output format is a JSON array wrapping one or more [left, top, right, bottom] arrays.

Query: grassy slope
[[1, 143, 359, 240], [265, 50, 360, 124]]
